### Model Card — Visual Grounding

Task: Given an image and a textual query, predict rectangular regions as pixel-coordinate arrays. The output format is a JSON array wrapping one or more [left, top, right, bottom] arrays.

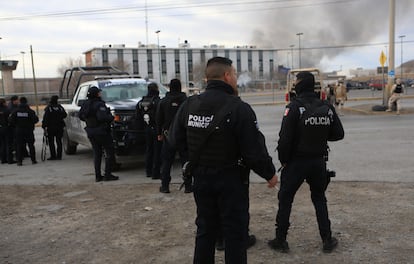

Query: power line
[[18, 40, 411, 57], [0, 0, 357, 21]]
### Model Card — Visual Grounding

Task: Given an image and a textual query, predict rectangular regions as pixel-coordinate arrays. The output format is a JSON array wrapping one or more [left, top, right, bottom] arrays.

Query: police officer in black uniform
[[170, 57, 278, 264], [136, 83, 162, 179], [8, 97, 39, 166], [42, 95, 67, 160], [6, 95, 19, 164], [156, 78, 189, 193], [0, 98, 11, 163], [79, 86, 118, 182], [268, 71, 344, 253]]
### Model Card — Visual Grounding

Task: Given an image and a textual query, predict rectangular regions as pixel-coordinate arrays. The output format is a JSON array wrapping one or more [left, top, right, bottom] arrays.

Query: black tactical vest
[[394, 84, 403, 93], [295, 98, 333, 156], [186, 95, 240, 166]]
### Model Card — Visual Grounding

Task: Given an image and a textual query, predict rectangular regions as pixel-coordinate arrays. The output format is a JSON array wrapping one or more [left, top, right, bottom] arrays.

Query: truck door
[[70, 85, 90, 145]]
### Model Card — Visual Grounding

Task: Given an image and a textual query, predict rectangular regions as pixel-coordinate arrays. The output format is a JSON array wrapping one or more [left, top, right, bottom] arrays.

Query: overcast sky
[[1, 0, 413, 78]]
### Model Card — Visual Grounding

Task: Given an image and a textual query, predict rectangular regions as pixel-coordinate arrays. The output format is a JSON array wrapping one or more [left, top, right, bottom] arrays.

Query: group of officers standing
[[59, 56, 346, 263], [3, 55, 345, 263], [0, 94, 67, 166]]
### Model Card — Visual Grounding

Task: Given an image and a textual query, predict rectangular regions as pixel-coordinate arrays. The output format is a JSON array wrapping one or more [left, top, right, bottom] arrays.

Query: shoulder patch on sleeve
[[284, 108, 290, 116]]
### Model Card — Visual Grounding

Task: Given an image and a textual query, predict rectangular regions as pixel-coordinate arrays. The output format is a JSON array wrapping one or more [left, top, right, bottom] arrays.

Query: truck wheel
[[63, 129, 77, 155]]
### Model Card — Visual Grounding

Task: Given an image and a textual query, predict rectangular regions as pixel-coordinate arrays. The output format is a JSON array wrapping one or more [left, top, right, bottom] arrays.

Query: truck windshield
[[100, 82, 148, 102]]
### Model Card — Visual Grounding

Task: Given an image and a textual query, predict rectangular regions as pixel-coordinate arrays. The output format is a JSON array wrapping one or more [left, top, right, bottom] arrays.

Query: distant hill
[[398, 59, 414, 73]]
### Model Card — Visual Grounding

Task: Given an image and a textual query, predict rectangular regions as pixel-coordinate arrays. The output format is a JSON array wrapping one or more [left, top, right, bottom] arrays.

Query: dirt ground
[[1, 181, 413, 264]]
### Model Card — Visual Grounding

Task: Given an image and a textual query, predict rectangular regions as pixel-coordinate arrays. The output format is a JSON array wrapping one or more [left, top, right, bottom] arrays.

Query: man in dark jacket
[[0, 98, 11, 163], [269, 71, 344, 253], [79, 86, 118, 182], [170, 57, 278, 264], [136, 83, 161, 179], [155, 78, 189, 193], [42, 95, 67, 160], [8, 97, 39, 166], [6, 95, 19, 164]]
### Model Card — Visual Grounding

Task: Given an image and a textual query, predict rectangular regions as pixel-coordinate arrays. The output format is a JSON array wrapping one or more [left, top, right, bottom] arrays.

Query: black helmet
[[87, 86, 101, 98]]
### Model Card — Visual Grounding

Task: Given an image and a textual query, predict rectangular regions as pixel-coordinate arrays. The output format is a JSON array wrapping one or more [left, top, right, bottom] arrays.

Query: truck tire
[[63, 128, 77, 155]]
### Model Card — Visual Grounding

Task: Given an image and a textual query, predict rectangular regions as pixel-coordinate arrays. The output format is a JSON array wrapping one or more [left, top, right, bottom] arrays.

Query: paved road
[[1, 91, 413, 186]]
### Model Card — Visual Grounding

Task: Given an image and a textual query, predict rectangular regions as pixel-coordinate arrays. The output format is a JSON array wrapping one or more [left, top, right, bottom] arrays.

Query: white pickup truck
[[59, 66, 166, 156]]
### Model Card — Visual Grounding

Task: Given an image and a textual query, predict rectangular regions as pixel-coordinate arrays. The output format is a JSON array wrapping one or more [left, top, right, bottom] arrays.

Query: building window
[[161, 49, 167, 74], [269, 59, 274, 79], [248, 50, 252, 72], [188, 49, 193, 81], [200, 50, 206, 65], [147, 49, 153, 78], [259, 50, 263, 77], [174, 49, 180, 75], [132, 50, 139, 75], [236, 50, 241, 73], [102, 49, 108, 65], [213, 50, 218, 57]]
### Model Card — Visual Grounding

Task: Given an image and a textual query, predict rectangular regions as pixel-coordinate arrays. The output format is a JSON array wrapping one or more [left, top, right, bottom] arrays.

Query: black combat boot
[[268, 238, 289, 253], [184, 184, 193, 193], [159, 186, 170, 193], [103, 174, 119, 181], [247, 234, 256, 249], [95, 175, 104, 182], [268, 229, 289, 253], [323, 236, 338, 253]]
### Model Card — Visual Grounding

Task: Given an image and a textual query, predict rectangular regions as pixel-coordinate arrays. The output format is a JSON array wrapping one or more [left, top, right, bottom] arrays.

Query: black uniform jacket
[[8, 103, 39, 131], [155, 91, 187, 136], [170, 80, 275, 181], [277, 92, 344, 165], [79, 98, 113, 136], [42, 103, 67, 130]]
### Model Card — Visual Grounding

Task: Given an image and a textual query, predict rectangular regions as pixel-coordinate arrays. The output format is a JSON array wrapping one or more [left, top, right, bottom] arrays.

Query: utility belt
[[183, 158, 249, 183], [85, 124, 110, 136], [292, 153, 325, 161]]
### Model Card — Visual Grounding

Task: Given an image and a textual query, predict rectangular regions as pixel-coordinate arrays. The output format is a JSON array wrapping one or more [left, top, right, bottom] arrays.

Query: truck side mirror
[[77, 99, 86, 107]]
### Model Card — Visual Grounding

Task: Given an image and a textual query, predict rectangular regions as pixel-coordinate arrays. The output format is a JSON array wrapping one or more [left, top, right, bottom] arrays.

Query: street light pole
[[398, 35, 405, 80], [0, 37, 4, 95], [296, 33, 303, 68], [20, 51, 26, 80], [155, 30, 161, 83], [289, 44, 294, 69], [183, 40, 189, 88]]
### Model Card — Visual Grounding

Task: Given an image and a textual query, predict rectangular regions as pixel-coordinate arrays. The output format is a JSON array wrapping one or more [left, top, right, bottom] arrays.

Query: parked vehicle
[[368, 80, 387, 91], [59, 66, 167, 156], [285, 68, 326, 103], [346, 81, 370, 91]]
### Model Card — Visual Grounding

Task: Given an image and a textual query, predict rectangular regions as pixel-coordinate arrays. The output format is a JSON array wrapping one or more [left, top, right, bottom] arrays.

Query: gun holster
[[182, 161, 193, 181]]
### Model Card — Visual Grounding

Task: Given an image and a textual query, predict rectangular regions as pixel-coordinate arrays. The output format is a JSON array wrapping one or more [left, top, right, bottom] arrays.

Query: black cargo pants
[[275, 157, 332, 241], [192, 166, 249, 264]]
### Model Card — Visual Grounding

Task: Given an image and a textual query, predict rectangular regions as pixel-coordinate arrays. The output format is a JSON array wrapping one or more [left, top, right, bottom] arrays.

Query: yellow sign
[[379, 51, 387, 67]]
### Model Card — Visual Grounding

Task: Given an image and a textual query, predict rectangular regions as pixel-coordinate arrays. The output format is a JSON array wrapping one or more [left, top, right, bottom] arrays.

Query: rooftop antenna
[[145, 0, 148, 46]]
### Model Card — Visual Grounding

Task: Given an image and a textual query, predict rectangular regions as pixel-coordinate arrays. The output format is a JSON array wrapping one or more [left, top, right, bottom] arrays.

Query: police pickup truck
[[285, 68, 326, 103], [59, 66, 166, 155]]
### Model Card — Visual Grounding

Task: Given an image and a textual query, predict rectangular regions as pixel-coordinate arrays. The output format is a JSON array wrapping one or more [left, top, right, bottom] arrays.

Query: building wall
[[84, 46, 279, 86]]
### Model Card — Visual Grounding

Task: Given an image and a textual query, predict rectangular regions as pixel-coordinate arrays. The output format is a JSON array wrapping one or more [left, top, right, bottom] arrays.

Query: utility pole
[[398, 35, 405, 80], [385, 0, 395, 106], [155, 30, 161, 83], [20, 51, 26, 80], [30, 45, 39, 115], [296, 33, 303, 68], [289, 44, 294, 69]]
